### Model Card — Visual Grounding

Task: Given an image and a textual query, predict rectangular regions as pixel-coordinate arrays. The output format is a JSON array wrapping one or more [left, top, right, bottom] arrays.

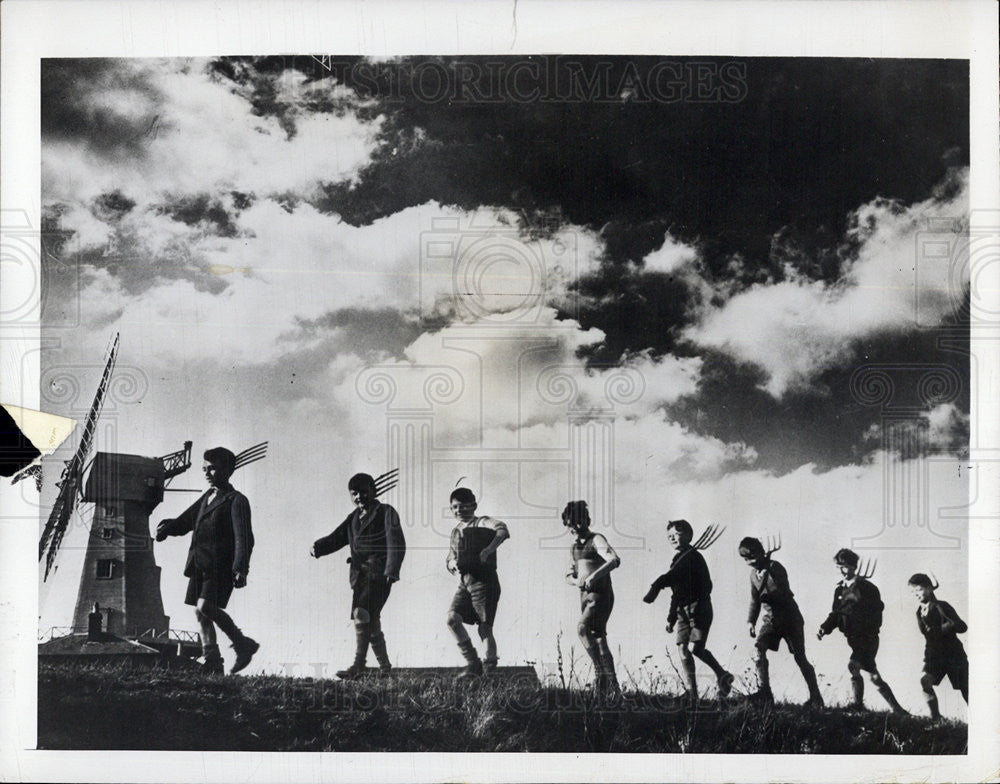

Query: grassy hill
[[37, 662, 966, 754]]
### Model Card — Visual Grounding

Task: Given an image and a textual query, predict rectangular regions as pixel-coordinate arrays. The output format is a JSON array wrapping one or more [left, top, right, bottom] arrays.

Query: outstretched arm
[[311, 516, 350, 558], [155, 499, 200, 541]]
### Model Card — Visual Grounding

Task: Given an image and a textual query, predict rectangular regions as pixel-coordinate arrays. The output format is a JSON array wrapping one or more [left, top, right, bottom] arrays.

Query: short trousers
[[579, 589, 614, 637], [924, 655, 968, 692], [185, 570, 234, 609], [847, 633, 880, 672], [674, 598, 713, 645], [349, 563, 393, 621], [756, 608, 806, 654], [450, 571, 501, 626]]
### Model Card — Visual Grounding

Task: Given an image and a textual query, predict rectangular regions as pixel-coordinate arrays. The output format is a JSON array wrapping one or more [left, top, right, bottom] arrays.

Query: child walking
[[817, 548, 905, 713], [311, 473, 406, 679], [739, 537, 823, 706], [644, 519, 734, 701], [563, 500, 621, 696], [908, 573, 968, 720], [445, 487, 510, 679]]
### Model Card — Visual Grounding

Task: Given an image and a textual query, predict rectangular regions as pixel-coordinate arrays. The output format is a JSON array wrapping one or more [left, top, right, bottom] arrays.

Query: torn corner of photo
[[1, 402, 77, 459]]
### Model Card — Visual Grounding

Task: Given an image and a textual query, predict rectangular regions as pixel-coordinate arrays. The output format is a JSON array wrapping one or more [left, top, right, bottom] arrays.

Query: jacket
[[649, 546, 712, 626], [157, 485, 253, 577], [819, 576, 883, 638], [313, 501, 406, 580]]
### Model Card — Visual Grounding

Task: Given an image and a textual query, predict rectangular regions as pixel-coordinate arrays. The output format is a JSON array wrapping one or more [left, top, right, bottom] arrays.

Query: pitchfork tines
[[693, 524, 725, 551], [764, 533, 782, 557], [374, 468, 399, 497], [858, 557, 878, 579]]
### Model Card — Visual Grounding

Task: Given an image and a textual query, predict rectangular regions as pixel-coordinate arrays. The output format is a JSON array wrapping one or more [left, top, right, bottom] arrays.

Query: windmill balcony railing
[[130, 627, 201, 644], [38, 626, 88, 642], [38, 626, 201, 644]]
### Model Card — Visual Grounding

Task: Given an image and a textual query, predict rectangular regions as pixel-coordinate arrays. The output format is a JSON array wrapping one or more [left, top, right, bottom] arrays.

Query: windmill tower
[[38, 335, 198, 655]]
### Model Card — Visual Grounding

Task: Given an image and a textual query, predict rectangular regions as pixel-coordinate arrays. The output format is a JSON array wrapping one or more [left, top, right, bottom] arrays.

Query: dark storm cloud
[[667, 309, 970, 474], [226, 56, 968, 365], [42, 59, 164, 156], [295, 57, 967, 270]]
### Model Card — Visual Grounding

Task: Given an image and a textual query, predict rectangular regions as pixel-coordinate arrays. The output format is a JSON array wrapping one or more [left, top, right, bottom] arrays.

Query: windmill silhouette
[[38, 335, 201, 657]]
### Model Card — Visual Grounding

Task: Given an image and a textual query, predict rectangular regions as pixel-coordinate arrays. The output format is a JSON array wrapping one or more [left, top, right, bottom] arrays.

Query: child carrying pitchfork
[[817, 548, 906, 713], [739, 535, 823, 707], [908, 572, 968, 720], [644, 520, 734, 701]]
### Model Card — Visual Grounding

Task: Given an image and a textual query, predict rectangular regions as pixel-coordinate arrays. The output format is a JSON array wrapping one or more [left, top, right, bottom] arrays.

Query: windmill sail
[[38, 333, 119, 580]]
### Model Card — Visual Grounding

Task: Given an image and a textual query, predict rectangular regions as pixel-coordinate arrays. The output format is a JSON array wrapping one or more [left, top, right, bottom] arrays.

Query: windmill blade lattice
[[39, 333, 119, 580]]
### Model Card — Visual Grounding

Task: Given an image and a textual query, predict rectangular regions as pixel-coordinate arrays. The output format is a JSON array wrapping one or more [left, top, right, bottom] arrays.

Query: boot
[[337, 623, 370, 680], [717, 671, 735, 698], [456, 639, 483, 681], [369, 622, 392, 675], [201, 644, 224, 676], [230, 635, 259, 674]]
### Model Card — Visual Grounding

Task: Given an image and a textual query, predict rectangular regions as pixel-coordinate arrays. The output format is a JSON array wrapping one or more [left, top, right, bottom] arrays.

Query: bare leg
[[920, 673, 940, 720], [195, 606, 216, 649], [870, 669, 907, 714], [691, 642, 727, 679], [793, 649, 823, 705], [678, 644, 698, 699], [753, 647, 772, 695], [848, 660, 865, 707]]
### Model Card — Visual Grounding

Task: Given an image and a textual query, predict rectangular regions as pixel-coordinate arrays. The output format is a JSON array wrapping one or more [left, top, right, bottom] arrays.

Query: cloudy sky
[[38, 56, 971, 716]]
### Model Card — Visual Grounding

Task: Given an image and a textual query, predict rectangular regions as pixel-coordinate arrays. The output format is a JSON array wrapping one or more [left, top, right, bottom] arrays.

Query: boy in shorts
[[156, 447, 258, 675], [739, 537, 823, 706], [644, 519, 734, 701], [817, 548, 906, 713], [563, 500, 621, 696], [908, 573, 968, 720], [311, 472, 406, 679], [446, 488, 510, 678]]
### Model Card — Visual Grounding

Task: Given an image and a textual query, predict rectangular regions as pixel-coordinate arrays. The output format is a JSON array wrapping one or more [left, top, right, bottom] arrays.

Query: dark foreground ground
[[38, 662, 966, 753]]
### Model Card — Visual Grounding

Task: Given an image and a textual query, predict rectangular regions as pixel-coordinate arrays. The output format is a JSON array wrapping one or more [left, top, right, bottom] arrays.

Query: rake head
[[374, 468, 399, 497], [764, 533, 782, 557], [858, 557, 877, 580], [693, 524, 725, 551], [234, 441, 268, 470]]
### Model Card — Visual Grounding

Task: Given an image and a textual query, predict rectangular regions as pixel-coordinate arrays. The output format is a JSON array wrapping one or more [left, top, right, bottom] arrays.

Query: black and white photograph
[[2, 2, 998, 782]]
